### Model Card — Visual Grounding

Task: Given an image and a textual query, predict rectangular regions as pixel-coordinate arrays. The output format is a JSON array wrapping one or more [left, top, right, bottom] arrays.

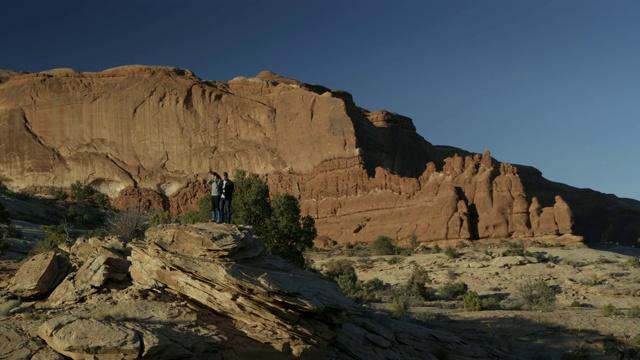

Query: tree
[[372, 235, 396, 255], [232, 169, 316, 267], [232, 169, 271, 233], [264, 193, 316, 267]]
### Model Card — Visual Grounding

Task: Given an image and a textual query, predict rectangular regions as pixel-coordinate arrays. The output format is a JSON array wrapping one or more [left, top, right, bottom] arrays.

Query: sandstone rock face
[[1, 66, 636, 245], [130, 224, 358, 356]]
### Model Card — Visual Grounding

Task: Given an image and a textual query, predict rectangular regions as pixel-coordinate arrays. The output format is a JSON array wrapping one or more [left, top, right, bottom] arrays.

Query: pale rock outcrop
[[129, 224, 357, 356], [6, 251, 59, 298], [0, 324, 41, 359], [38, 316, 141, 360]]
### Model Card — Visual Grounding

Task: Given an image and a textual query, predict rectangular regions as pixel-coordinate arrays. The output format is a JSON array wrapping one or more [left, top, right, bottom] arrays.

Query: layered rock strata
[[5, 223, 493, 359], [1, 66, 635, 245]]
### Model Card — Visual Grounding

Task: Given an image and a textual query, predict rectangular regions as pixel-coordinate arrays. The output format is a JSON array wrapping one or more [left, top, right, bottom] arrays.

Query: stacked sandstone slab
[[5, 224, 499, 359], [1, 66, 636, 245]]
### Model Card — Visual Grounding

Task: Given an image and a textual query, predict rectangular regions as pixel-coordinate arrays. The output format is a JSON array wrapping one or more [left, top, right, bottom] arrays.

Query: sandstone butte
[[0, 66, 639, 246]]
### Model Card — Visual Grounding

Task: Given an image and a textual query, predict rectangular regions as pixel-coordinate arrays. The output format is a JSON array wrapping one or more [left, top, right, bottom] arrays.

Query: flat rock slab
[[0, 324, 40, 359], [7, 251, 58, 298], [38, 316, 140, 360]]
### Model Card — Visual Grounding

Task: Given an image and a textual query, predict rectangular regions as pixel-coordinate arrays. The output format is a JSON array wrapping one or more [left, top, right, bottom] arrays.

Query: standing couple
[[206, 171, 234, 223]]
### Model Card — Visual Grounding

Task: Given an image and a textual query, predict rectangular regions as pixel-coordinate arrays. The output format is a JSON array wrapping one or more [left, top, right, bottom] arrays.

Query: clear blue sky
[[2, 1, 639, 200]]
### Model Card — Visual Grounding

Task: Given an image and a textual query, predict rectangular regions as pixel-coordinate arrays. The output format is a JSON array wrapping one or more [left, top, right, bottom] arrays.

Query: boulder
[[48, 254, 110, 305], [6, 251, 59, 298]]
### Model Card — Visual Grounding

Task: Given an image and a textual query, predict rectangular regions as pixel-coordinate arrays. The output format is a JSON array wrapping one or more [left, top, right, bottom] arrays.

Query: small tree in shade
[[372, 236, 396, 255], [264, 193, 317, 267], [232, 169, 316, 268]]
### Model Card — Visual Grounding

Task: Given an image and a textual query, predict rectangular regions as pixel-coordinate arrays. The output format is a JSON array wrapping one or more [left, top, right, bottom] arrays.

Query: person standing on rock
[[220, 172, 234, 224], [206, 172, 223, 222]]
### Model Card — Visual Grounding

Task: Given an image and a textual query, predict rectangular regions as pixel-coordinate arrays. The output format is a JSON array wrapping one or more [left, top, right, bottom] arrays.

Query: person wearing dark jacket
[[205, 172, 223, 222], [220, 172, 234, 223]]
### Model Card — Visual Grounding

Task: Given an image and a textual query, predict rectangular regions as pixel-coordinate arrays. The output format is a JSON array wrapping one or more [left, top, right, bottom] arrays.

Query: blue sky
[[2, 1, 639, 200]]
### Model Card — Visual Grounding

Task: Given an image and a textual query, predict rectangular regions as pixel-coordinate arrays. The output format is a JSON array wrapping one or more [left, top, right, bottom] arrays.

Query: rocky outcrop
[[4, 223, 487, 359], [6, 251, 63, 298], [1, 66, 636, 245]]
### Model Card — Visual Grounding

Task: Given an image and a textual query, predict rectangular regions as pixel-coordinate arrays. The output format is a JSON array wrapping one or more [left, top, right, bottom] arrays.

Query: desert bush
[[390, 297, 409, 318], [32, 223, 71, 254], [48, 187, 69, 201], [85, 227, 108, 239], [0, 299, 21, 316], [601, 303, 621, 316], [149, 211, 172, 227], [233, 170, 316, 267], [444, 246, 458, 259], [627, 257, 640, 268], [463, 290, 481, 311], [106, 209, 147, 242], [439, 281, 469, 300], [480, 296, 501, 310], [602, 334, 640, 360], [387, 256, 402, 265], [628, 305, 640, 318], [570, 300, 582, 308], [69, 181, 95, 203], [561, 343, 591, 360], [516, 279, 556, 310], [409, 234, 419, 248], [502, 242, 532, 257], [93, 192, 112, 210], [372, 236, 396, 255]]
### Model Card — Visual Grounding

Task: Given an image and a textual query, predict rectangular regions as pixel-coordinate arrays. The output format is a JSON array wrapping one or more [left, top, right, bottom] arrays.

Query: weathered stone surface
[[6, 251, 58, 298], [38, 316, 141, 360], [0, 324, 40, 359], [130, 224, 356, 356], [144, 223, 264, 260], [554, 195, 573, 234], [48, 255, 110, 305]]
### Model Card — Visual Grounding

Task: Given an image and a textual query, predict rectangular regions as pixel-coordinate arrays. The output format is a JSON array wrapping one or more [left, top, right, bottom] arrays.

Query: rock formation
[[1, 223, 501, 359], [0, 66, 638, 245]]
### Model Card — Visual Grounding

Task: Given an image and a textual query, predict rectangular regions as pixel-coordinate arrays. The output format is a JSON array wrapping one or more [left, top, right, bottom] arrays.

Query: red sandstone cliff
[[1, 66, 638, 245]]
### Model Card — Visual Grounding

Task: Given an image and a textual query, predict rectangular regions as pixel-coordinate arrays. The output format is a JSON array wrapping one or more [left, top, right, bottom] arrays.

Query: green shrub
[[480, 296, 501, 310], [444, 246, 458, 259], [372, 236, 396, 255], [431, 244, 442, 253], [570, 300, 582, 308], [601, 303, 621, 316], [390, 297, 409, 318], [409, 234, 419, 248], [628, 305, 640, 318], [516, 279, 556, 310], [602, 335, 640, 359], [32, 224, 70, 254], [561, 343, 591, 360], [502, 242, 532, 257], [463, 290, 481, 311], [439, 281, 469, 300], [149, 211, 172, 227], [627, 257, 640, 268], [70, 181, 95, 203], [387, 256, 402, 265]]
